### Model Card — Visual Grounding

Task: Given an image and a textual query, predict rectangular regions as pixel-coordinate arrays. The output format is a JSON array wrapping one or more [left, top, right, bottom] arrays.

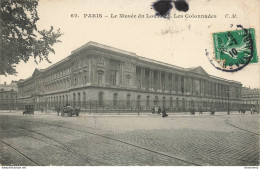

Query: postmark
[[210, 26, 258, 72]]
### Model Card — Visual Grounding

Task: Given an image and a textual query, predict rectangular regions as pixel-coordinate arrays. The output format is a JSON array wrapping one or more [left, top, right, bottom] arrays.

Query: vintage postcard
[[0, 0, 259, 167]]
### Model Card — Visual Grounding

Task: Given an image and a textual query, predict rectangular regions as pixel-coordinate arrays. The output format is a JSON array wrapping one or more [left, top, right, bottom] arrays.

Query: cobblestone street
[[0, 111, 259, 166]]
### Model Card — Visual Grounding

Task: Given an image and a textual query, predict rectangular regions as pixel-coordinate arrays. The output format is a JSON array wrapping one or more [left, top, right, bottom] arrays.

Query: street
[[0, 111, 259, 166]]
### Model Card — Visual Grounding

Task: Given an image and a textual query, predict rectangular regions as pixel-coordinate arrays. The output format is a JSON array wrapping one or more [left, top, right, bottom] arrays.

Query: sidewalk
[[0, 110, 254, 117]]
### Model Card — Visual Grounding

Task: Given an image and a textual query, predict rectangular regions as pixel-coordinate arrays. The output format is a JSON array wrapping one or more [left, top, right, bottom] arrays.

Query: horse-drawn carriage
[[152, 106, 161, 114], [57, 105, 80, 117], [23, 105, 35, 115]]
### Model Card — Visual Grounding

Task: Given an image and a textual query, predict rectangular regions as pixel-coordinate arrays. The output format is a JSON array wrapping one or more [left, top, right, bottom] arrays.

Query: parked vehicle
[[61, 106, 80, 117], [151, 106, 162, 114], [23, 105, 35, 115]]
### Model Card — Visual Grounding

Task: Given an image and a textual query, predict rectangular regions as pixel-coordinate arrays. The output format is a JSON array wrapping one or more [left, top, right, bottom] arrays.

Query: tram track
[[2, 123, 93, 166], [0, 127, 93, 166], [3, 117, 202, 166], [225, 118, 259, 136], [0, 140, 40, 166], [3, 115, 258, 166]]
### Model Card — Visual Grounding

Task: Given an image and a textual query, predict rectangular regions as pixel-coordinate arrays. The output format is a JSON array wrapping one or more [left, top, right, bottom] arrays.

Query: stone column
[[158, 71, 161, 91], [205, 80, 208, 96], [225, 85, 227, 98], [178, 75, 182, 94], [165, 72, 168, 92], [215, 83, 217, 98], [222, 85, 225, 98], [211, 83, 213, 97], [176, 75, 179, 93], [190, 77, 193, 95], [149, 69, 153, 90], [199, 79, 201, 96], [214, 83, 217, 98], [212, 83, 214, 97], [192, 78, 195, 95], [140, 67, 144, 89], [143, 68, 146, 90], [209, 82, 211, 97], [184, 76, 188, 94], [204, 80, 207, 96], [220, 84, 223, 98], [218, 84, 221, 98], [201, 80, 204, 96], [172, 74, 175, 93], [188, 76, 192, 95], [170, 73, 173, 93], [134, 66, 138, 89], [203, 80, 206, 96]]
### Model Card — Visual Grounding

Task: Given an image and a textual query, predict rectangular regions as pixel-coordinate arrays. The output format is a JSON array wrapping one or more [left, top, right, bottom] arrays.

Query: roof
[[71, 41, 137, 57], [18, 41, 242, 85]]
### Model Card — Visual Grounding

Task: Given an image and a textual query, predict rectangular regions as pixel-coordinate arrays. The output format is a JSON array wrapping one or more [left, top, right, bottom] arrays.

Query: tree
[[0, 0, 63, 75]]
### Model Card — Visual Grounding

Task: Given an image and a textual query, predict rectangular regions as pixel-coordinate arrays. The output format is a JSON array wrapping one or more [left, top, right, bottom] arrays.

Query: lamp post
[[10, 90, 13, 112], [227, 89, 231, 115]]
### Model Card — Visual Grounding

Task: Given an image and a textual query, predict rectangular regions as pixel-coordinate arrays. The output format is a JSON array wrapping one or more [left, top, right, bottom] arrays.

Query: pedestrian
[[210, 107, 215, 115], [199, 106, 203, 115], [152, 107, 155, 114], [158, 107, 161, 114], [162, 108, 168, 118], [250, 106, 254, 115], [190, 107, 195, 115]]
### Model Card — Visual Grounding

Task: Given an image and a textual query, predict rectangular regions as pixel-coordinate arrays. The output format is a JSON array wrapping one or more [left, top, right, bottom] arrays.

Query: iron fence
[[1, 99, 257, 113]]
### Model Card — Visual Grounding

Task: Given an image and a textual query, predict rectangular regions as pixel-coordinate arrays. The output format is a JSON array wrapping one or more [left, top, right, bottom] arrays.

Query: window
[[98, 72, 103, 85], [66, 95, 68, 104], [74, 74, 78, 86], [137, 95, 141, 108], [98, 92, 104, 106], [127, 94, 131, 107], [113, 93, 118, 107], [154, 96, 159, 105], [84, 71, 88, 84], [59, 96, 61, 106], [181, 76, 184, 94], [162, 75, 165, 91], [175, 76, 178, 92], [170, 97, 173, 109], [190, 100, 194, 109], [62, 95, 65, 106], [168, 74, 172, 92], [146, 96, 150, 107], [126, 76, 131, 88], [203, 101, 207, 109], [182, 98, 185, 110], [176, 98, 179, 109], [163, 97, 166, 108], [78, 93, 81, 107], [64, 80, 66, 89], [111, 71, 117, 86], [73, 93, 76, 106]]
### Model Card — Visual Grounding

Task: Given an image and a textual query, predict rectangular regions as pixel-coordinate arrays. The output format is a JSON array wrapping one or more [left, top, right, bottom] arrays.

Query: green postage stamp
[[212, 28, 258, 72]]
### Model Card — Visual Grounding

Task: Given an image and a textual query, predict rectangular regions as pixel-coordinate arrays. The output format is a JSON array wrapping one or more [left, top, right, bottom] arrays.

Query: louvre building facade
[[17, 42, 242, 112]]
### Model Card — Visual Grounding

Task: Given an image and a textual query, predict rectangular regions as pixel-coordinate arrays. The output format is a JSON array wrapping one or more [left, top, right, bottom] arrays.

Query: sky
[[0, 0, 259, 88]]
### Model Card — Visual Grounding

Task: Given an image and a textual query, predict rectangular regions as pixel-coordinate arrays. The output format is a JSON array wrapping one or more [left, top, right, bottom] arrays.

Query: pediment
[[31, 69, 42, 77], [187, 66, 209, 76]]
